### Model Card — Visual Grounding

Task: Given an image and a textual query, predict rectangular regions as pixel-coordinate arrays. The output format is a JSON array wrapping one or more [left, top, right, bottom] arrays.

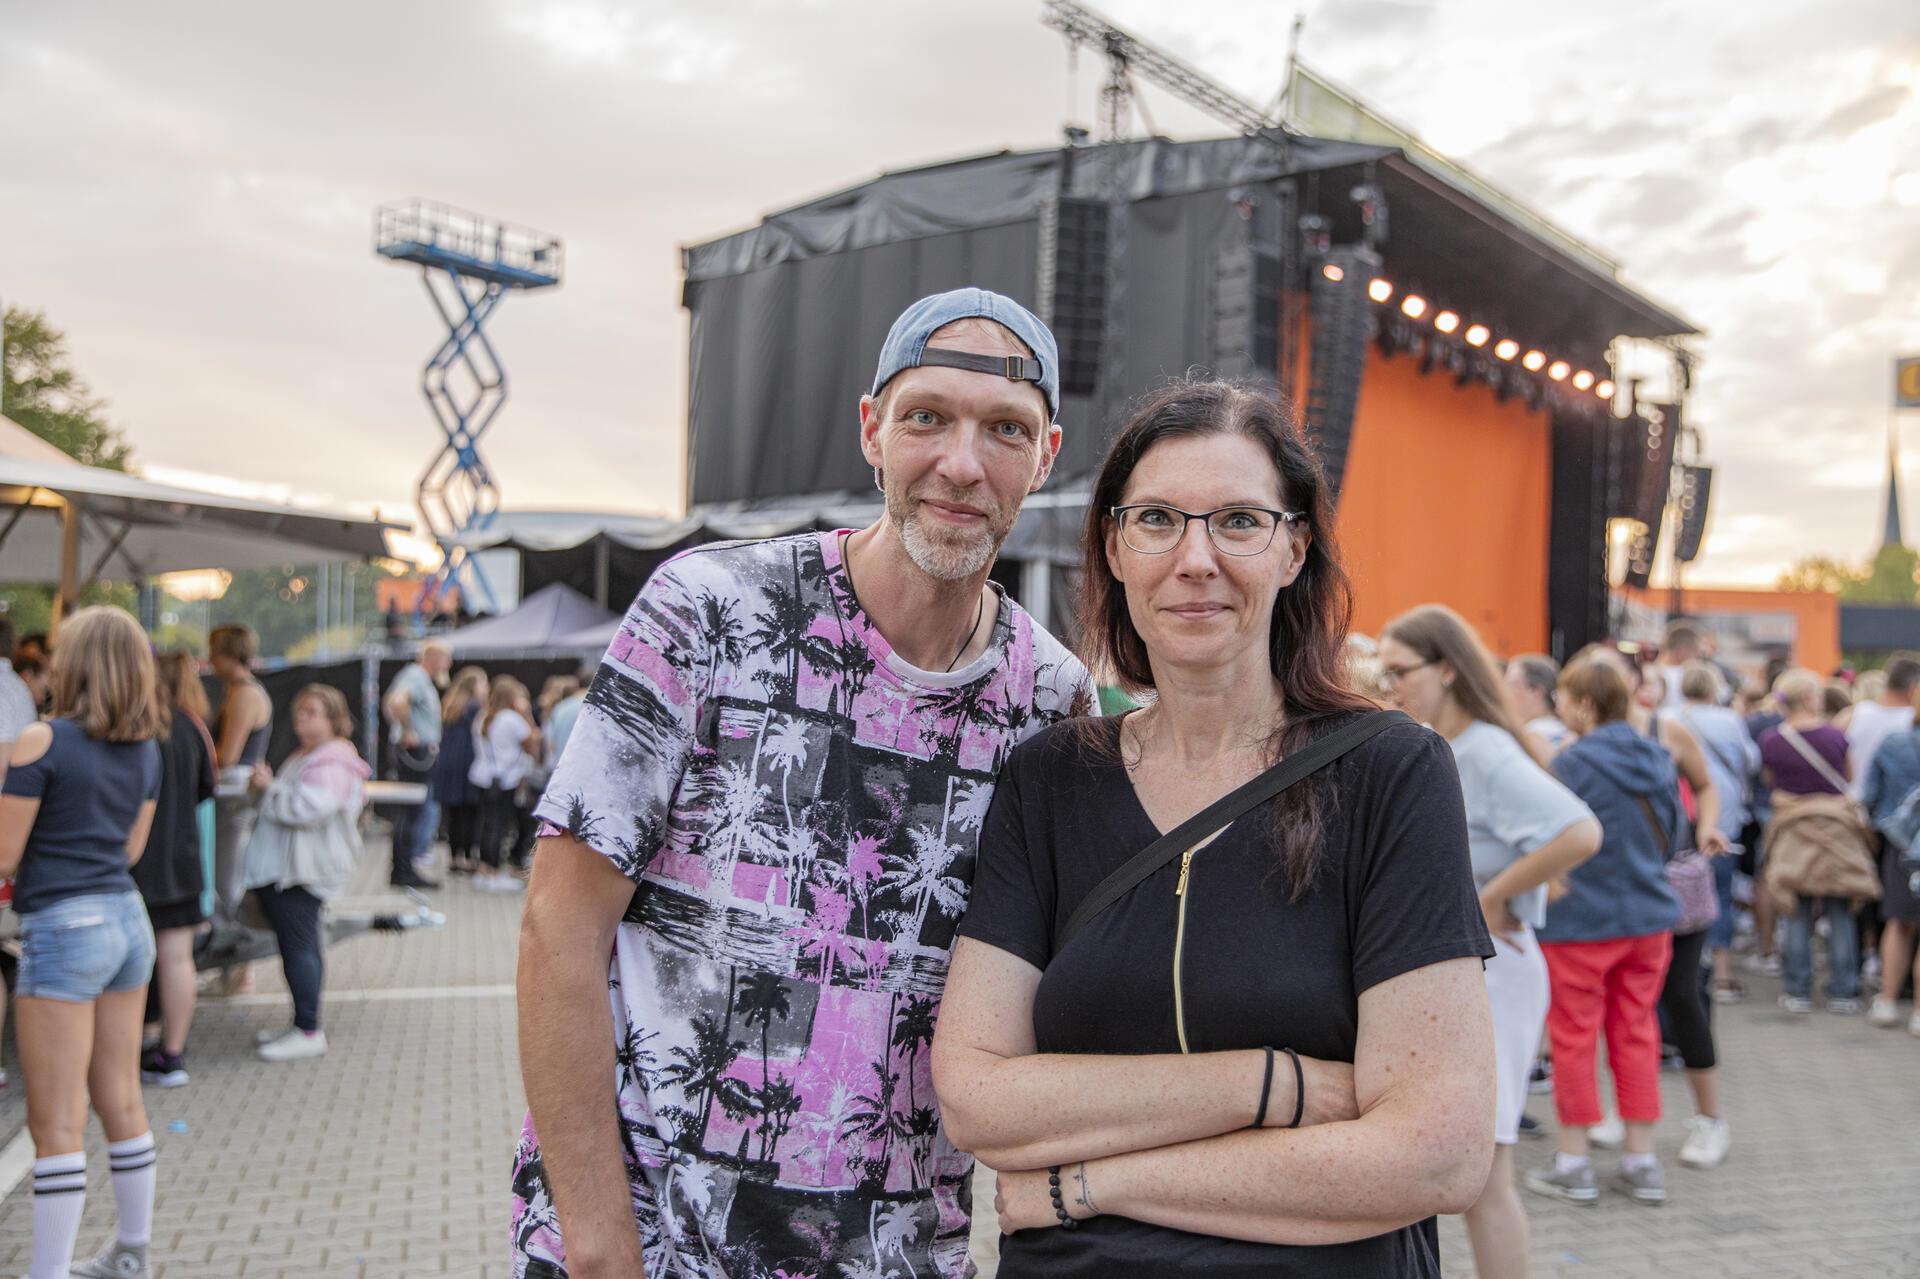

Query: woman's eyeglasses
[[1110, 504, 1306, 556], [1376, 660, 1434, 689]]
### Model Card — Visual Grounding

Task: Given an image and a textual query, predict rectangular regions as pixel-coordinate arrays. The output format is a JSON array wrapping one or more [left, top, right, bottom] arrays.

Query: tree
[[1, 306, 133, 470], [1841, 544, 1920, 605], [1775, 555, 1859, 595]]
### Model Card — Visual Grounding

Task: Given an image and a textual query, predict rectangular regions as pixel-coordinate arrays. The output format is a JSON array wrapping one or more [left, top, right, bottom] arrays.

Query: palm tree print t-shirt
[[511, 531, 1094, 1279]]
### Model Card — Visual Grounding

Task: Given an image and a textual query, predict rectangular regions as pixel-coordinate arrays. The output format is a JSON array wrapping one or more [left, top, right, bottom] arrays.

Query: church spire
[[1885, 423, 1906, 551]]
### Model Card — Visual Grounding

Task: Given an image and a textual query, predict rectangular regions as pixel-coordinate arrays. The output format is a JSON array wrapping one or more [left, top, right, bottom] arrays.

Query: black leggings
[[255, 884, 324, 1033], [445, 802, 481, 863], [479, 785, 517, 870], [1659, 927, 1716, 1070]]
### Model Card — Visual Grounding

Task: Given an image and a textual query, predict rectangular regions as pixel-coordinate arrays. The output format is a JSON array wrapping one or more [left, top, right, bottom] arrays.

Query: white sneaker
[[256, 1028, 327, 1062], [1587, 1115, 1626, 1149], [1870, 998, 1901, 1027], [486, 875, 524, 894], [1743, 953, 1782, 976], [253, 1025, 292, 1046], [1678, 1115, 1730, 1169]]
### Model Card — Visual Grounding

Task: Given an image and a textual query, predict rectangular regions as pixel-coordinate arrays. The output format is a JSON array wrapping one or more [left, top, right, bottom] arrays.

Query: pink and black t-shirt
[[511, 531, 1093, 1279]]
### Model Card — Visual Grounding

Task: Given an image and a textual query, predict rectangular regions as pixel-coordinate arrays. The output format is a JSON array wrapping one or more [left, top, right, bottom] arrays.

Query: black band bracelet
[[1047, 1165, 1079, 1229], [1250, 1045, 1276, 1128], [1282, 1046, 1305, 1129]]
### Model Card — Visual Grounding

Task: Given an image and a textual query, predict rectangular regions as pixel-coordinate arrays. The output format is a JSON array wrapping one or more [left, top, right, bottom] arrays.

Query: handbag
[[1634, 793, 1719, 934], [1052, 710, 1410, 956]]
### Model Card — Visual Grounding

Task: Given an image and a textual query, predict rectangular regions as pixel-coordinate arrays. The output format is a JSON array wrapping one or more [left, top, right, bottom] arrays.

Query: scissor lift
[[375, 200, 563, 616]]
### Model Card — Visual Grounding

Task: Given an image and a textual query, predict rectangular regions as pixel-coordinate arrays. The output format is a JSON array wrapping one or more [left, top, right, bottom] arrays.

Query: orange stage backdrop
[[1332, 349, 1552, 658], [1621, 586, 1840, 674]]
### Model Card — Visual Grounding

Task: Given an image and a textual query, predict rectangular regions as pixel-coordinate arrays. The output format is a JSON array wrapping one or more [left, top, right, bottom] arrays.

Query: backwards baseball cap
[[871, 288, 1060, 422]]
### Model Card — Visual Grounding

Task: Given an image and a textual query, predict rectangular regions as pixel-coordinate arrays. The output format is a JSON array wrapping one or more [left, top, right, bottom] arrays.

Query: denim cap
[[871, 288, 1060, 421]]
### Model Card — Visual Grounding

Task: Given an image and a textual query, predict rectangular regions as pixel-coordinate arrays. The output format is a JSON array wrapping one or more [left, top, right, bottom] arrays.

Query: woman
[[208, 624, 272, 937], [244, 684, 370, 1062], [1526, 658, 1682, 1209], [430, 666, 488, 875], [932, 379, 1495, 1276], [1758, 669, 1876, 1014], [133, 651, 217, 1090], [1677, 662, 1760, 1009], [1379, 605, 1600, 1279], [468, 676, 539, 893], [0, 606, 165, 1279]]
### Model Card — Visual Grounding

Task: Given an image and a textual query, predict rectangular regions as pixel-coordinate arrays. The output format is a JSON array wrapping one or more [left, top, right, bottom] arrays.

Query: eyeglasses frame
[[1108, 503, 1308, 557]]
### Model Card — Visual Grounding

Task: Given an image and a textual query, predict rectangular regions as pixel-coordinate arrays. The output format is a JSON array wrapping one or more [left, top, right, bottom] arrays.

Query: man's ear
[[1031, 422, 1063, 492], [859, 394, 885, 468]]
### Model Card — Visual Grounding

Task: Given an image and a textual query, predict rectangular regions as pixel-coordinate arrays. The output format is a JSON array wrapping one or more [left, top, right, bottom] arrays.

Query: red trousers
[[1540, 932, 1673, 1127]]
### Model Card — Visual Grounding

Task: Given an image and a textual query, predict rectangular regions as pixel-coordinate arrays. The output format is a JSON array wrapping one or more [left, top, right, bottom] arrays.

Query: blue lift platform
[[375, 199, 563, 616]]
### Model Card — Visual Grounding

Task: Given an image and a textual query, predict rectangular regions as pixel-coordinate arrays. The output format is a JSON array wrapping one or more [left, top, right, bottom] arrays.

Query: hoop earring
[[873, 467, 885, 492]]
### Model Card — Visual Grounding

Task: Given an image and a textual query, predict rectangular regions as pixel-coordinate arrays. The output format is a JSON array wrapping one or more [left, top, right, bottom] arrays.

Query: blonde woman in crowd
[[0, 607, 167, 1279]]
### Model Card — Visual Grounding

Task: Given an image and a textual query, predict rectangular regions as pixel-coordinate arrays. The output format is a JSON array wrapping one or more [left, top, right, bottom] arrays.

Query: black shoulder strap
[[1054, 710, 1411, 955]]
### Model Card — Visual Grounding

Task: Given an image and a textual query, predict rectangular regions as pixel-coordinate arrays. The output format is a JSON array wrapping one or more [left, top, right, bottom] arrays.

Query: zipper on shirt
[[1170, 828, 1226, 1057], [1173, 846, 1196, 1054]]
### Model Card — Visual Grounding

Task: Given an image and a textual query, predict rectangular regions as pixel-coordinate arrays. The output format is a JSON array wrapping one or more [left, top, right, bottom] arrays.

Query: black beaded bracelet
[[1282, 1046, 1305, 1129], [1047, 1165, 1079, 1229], [1249, 1045, 1276, 1129]]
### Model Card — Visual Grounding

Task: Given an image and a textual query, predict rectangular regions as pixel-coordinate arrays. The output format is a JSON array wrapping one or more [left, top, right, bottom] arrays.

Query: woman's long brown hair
[[1076, 378, 1375, 901], [1382, 604, 1553, 769]]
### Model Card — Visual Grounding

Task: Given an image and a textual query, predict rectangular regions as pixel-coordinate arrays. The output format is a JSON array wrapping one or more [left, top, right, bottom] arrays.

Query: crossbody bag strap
[[1054, 710, 1411, 955], [1632, 793, 1672, 859], [1778, 723, 1850, 794]]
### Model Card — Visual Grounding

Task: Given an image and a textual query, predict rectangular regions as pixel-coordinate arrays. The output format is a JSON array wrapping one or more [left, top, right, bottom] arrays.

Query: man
[[513, 289, 1094, 1279], [1654, 622, 1704, 710], [382, 639, 450, 890], [1842, 653, 1920, 797], [1505, 653, 1571, 753]]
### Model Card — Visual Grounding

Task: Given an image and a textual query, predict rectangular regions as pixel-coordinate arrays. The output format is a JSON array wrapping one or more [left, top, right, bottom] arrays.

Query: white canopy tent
[[0, 414, 402, 628]]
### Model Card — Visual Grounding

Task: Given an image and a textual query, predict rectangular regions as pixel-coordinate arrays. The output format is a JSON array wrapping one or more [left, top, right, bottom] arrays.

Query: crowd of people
[[1355, 616, 1916, 1274], [389, 645, 590, 895]]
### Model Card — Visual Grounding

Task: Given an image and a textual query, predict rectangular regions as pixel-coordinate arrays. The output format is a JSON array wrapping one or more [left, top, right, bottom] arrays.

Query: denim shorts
[[16, 890, 156, 1003]]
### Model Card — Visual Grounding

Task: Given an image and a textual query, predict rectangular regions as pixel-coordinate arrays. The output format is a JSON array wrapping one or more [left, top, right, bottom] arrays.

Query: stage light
[[1494, 339, 1519, 360], [1548, 360, 1570, 381], [1464, 324, 1490, 347], [1572, 370, 1595, 391], [1401, 295, 1428, 319], [1596, 379, 1616, 399], [1368, 278, 1393, 302], [1322, 263, 1345, 282], [1433, 310, 1460, 334], [1522, 349, 1546, 371]]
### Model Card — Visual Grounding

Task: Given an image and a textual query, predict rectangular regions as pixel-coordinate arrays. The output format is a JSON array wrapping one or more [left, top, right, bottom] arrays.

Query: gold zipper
[[1173, 846, 1196, 1054], [1171, 829, 1224, 1056]]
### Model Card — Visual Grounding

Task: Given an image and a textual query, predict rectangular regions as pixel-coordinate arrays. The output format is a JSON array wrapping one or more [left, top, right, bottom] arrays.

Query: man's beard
[[885, 476, 1013, 582]]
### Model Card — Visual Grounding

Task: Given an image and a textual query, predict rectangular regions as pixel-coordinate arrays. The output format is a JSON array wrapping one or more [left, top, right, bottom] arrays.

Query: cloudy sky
[[4, 0, 1916, 584]]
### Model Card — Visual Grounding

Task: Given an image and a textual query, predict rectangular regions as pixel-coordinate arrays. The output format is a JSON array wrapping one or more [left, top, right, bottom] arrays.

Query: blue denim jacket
[[1541, 722, 1684, 943]]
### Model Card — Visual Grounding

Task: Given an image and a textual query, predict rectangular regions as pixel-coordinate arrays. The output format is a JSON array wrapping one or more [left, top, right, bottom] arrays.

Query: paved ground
[[0, 830, 1910, 1276]]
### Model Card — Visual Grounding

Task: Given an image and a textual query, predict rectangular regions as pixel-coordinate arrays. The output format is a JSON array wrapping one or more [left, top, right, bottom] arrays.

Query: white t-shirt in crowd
[[1525, 715, 1572, 754], [469, 708, 533, 790], [0, 664, 36, 745], [1847, 699, 1915, 798], [1447, 720, 1596, 929]]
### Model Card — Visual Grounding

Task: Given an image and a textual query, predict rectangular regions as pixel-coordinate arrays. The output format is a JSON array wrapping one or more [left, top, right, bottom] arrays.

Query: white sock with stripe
[[29, 1151, 86, 1279], [107, 1130, 157, 1247]]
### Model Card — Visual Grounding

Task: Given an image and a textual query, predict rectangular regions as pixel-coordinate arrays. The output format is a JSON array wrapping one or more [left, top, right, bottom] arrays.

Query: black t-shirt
[[955, 714, 1492, 1278], [133, 709, 216, 909]]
